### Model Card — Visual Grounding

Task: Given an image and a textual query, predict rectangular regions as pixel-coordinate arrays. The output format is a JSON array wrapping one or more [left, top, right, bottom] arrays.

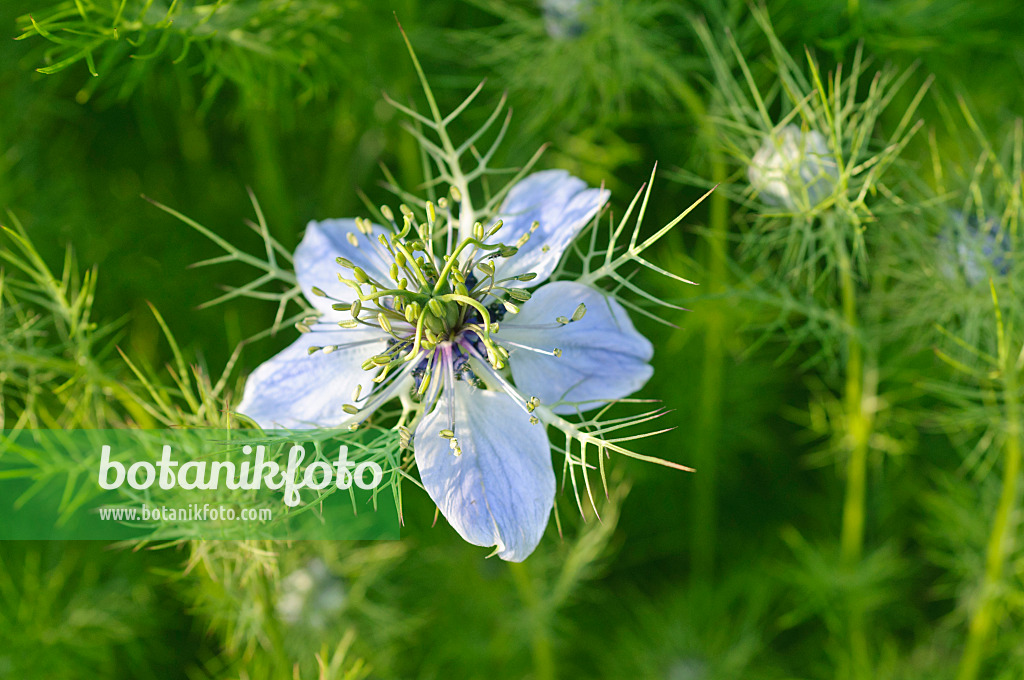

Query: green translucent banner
[[0, 429, 401, 541]]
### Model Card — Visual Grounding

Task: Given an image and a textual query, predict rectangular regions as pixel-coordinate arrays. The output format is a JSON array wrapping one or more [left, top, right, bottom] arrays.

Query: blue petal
[[414, 380, 554, 561], [488, 170, 609, 285], [498, 281, 653, 414], [236, 326, 386, 429], [295, 219, 396, 314]]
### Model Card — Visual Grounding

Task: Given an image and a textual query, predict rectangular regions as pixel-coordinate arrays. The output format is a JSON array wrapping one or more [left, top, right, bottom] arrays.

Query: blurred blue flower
[[540, 0, 591, 39], [748, 125, 837, 211], [945, 211, 1011, 286], [238, 171, 654, 560]]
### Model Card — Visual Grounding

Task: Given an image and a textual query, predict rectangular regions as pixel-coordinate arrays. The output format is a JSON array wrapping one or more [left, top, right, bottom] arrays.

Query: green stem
[[257, 565, 292, 674], [957, 357, 1022, 680], [838, 246, 868, 569], [666, 74, 730, 581], [509, 561, 555, 680], [836, 240, 872, 680]]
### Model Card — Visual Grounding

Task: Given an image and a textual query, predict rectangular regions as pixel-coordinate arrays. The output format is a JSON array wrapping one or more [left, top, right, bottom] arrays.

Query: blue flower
[[237, 170, 655, 560], [946, 210, 1012, 286], [540, 0, 591, 40]]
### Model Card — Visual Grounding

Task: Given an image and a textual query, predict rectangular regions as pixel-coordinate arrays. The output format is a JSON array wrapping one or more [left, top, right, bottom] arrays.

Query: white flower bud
[[748, 125, 837, 210]]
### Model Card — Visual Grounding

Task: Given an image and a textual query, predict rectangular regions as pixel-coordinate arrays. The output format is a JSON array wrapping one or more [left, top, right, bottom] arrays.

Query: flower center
[[307, 204, 540, 394]]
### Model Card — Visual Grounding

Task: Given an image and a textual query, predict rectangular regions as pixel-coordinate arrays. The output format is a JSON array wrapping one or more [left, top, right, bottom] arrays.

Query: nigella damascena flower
[[945, 210, 1012, 286], [237, 170, 654, 561], [540, 0, 591, 40], [276, 558, 346, 630], [748, 125, 838, 210]]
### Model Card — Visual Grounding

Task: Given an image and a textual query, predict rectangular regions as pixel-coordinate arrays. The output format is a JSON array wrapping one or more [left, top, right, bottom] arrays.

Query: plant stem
[[509, 561, 556, 680], [666, 75, 730, 582], [257, 564, 293, 674], [957, 351, 1021, 680], [836, 239, 872, 680]]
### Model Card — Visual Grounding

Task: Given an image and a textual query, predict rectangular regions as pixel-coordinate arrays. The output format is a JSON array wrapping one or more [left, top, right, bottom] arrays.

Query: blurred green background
[[2, 1, 1024, 678]]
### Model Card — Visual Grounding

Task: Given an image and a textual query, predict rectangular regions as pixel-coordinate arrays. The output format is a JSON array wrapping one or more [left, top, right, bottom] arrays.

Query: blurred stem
[[245, 111, 292, 239], [957, 347, 1022, 680], [257, 564, 292, 674], [509, 561, 555, 680], [837, 237, 872, 680], [666, 74, 730, 582]]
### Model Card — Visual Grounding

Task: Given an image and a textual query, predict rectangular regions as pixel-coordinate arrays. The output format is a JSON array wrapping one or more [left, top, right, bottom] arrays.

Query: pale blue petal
[[236, 326, 386, 429], [295, 219, 396, 313], [488, 170, 609, 285], [414, 380, 554, 561], [498, 281, 653, 414]]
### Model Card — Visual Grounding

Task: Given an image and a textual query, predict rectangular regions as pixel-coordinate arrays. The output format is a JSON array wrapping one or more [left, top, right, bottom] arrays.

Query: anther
[[572, 303, 587, 322], [342, 404, 360, 415], [347, 232, 359, 247], [311, 286, 327, 297]]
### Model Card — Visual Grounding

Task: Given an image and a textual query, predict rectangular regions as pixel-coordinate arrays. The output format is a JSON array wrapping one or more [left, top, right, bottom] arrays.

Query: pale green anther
[[487, 219, 503, 237], [515, 233, 531, 248], [332, 302, 351, 312], [526, 397, 539, 413], [353, 267, 369, 284], [336, 257, 354, 268], [350, 299, 362, 318], [498, 245, 518, 258], [381, 205, 394, 222], [347, 423, 360, 431], [439, 429, 454, 439], [296, 322, 311, 333], [307, 346, 322, 355], [347, 232, 359, 247], [449, 185, 462, 202], [361, 357, 376, 371], [503, 300, 520, 315], [517, 272, 538, 282], [427, 202, 436, 223], [418, 370, 432, 396], [556, 316, 569, 325], [438, 197, 449, 210], [377, 312, 392, 333], [572, 303, 587, 322], [400, 204, 413, 217], [529, 220, 540, 233], [322, 345, 336, 354], [424, 327, 440, 345], [477, 261, 495, 276], [427, 298, 447, 319], [372, 354, 391, 366], [529, 416, 539, 425], [472, 221, 484, 241], [338, 319, 360, 329], [395, 250, 407, 267], [311, 286, 327, 297], [450, 438, 462, 456], [455, 282, 469, 298], [399, 278, 409, 289], [495, 345, 509, 363], [553, 348, 563, 357], [404, 302, 419, 323], [541, 245, 550, 253], [342, 404, 360, 415], [302, 316, 320, 325], [507, 288, 531, 302], [352, 384, 362, 401], [452, 269, 466, 284], [390, 263, 400, 281], [356, 217, 372, 235]]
